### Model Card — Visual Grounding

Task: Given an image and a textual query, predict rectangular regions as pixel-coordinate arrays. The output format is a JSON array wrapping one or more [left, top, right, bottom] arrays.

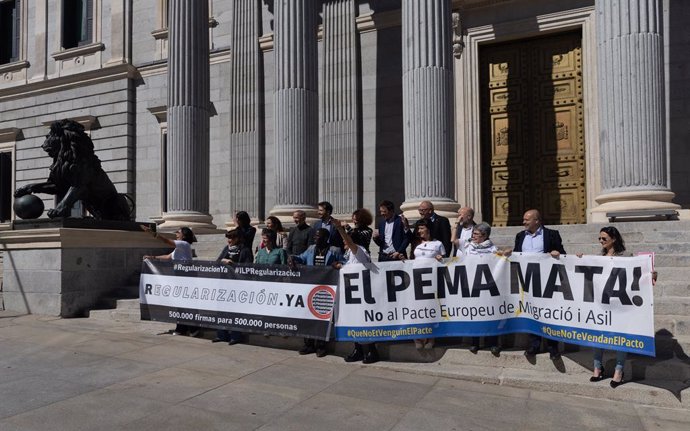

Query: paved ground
[[0, 311, 689, 431]]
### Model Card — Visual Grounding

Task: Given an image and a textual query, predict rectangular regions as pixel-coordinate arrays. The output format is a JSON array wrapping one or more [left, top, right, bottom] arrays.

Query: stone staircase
[[87, 220, 690, 407]]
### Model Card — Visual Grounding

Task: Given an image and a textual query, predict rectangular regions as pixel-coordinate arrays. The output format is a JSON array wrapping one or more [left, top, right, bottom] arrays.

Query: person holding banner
[[457, 222, 501, 354], [141, 225, 198, 336], [255, 228, 288, 264], [214, 229, 254, 344], [332, 219, 380, 364], [578, 226, 630, 387], [216, 229, 253, 265], [141, 225, 197, 261], [411, 218, 445, 349], [504, 209, 566, 360], [290, 228, 343, 357], [417, 201, 452, 258], [412, 218, 446, 262]]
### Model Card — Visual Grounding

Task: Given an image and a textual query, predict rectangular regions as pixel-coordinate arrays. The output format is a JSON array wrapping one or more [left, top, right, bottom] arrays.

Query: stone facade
[[0, 0, 689, 229]]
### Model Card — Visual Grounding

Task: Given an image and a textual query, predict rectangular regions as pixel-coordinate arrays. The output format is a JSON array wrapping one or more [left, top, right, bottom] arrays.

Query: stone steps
[[87, 298, 140, 321], [654, 297, 690, 315], [86, 297, 690, 407]]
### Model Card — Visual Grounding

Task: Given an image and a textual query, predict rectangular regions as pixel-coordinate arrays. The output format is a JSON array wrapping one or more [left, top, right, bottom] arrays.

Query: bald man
[[513, 209, 566, 359]]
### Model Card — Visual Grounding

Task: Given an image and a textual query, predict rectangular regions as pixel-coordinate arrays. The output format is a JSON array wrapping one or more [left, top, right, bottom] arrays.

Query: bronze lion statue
[[14, 119, 132, 220]]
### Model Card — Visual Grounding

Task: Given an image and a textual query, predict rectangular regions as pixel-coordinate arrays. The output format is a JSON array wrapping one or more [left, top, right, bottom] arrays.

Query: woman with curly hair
[[347, 208, 374, 254]]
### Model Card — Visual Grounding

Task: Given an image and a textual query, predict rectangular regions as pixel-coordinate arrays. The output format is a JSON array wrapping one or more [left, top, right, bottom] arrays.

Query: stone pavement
[[0, 311, 689, 431]]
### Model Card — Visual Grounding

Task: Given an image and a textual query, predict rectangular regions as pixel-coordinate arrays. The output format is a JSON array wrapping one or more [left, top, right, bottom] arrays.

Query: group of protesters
[[141, 200, 650, 388]]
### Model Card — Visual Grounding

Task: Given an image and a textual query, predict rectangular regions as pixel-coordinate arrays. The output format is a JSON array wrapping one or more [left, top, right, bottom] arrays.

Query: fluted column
[[592, 0, 678, 220], [160, 0, 216, 231], [226, 0, 263, 227], [400, 0, 459, 219], [270, 0, 319, 221], [321, 0, 360, 216]]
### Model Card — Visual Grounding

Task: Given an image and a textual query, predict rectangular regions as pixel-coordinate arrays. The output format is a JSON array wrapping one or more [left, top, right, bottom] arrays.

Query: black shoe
[[469, 345, 479, 354], [316, 347, 327, 358], [589, 367, 605, 382], [549, 349, 561, 360], [299, 345, 316, 355], [344, 347, 364, 363], [524, 346, 539, 357], [363, 347, 379, 364], [610, 372, 624, 388], [490, 346, 501, 355], [228, 339, 242, 346]]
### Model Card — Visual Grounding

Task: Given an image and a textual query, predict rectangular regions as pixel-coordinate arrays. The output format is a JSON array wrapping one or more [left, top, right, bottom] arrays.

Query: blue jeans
[[593, 348, 626, 371]]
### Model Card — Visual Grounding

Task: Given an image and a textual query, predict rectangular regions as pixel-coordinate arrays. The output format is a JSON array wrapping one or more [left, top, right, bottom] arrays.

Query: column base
[[158, 212, 219, 234], [400, 198, 460, 221], [590, 190, 680, 223], [268, 205, 318, 224]]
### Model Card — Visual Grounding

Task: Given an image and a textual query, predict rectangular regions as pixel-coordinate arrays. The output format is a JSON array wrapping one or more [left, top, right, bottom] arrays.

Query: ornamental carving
[[555, 122, 568, 141], [495, 127, 509, 146], [452, 12, 464, 59]]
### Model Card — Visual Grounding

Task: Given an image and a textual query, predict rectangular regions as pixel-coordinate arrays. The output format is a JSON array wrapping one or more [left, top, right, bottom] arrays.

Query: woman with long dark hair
[[578, 226, 629, 387], [234, 211, 257, 250], [264, 216, 288, 249]]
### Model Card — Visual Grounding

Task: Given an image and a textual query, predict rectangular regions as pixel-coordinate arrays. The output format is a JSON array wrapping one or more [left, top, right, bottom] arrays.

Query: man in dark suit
[[310, 201, 344, 252], [418, 201, 452, 257], [373, 200, 410, 261], [513, 209, 566, 359]]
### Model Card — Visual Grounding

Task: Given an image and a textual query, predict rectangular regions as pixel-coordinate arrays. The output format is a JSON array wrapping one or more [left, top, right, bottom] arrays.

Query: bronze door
[[480, 32, 585, 226]]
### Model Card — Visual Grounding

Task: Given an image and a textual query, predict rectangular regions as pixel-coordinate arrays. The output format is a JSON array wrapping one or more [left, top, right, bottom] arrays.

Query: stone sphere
[[13, 194, 45, 219]]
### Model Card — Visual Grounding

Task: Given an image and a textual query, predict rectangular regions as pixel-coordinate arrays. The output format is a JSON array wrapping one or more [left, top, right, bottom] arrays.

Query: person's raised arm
[[140, 224, 175, 247], [333, 219, 358, 255]]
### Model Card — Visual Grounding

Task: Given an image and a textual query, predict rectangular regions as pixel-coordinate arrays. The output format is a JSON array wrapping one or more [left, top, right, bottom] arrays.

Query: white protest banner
[[335, 253, 655, 356], [140, 260, 339, 340]]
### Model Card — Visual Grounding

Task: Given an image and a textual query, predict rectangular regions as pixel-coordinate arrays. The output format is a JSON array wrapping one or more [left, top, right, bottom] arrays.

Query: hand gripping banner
[[139, 260, 339, 340], [335, 253, 656, 356]]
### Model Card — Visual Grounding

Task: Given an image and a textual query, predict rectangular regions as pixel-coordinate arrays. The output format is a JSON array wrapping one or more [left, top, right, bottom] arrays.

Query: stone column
[[400, 0, 459, 219], [226, 0, 263, 227], [592, 0, 678, 221], [270, 0, 319, 221], [160, 0, 216, 231], [321, 0, 360, 216]]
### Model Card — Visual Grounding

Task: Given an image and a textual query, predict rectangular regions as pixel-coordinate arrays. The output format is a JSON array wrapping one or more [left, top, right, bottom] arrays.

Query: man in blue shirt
[[513, 209, 566, 360]]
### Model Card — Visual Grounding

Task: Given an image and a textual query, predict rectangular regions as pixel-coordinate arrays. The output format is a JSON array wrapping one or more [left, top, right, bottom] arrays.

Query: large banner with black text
[[139, 260, 339, 340], [335, 253, 656, 356]]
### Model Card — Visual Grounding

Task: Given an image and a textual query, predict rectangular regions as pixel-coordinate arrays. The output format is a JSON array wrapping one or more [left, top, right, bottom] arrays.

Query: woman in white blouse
[[412, 219, 446, 261], [411, 219, 444, 350]]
